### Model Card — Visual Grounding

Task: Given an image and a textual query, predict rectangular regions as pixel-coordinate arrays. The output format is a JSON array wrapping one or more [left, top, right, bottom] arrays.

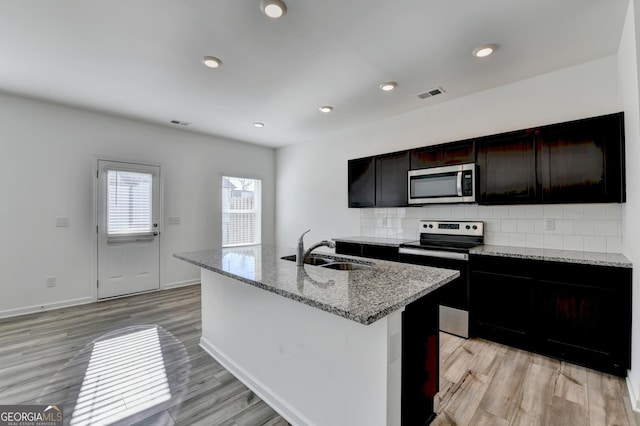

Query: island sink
[[280, 253, 374, 270]]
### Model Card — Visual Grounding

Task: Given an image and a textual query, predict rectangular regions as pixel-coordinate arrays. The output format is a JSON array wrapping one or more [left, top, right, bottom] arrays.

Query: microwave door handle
[[456, 171, 463, 196]]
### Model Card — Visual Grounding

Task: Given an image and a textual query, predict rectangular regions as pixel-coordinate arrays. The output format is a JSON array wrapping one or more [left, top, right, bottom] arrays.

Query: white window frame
[[222, 176, 262, 247]]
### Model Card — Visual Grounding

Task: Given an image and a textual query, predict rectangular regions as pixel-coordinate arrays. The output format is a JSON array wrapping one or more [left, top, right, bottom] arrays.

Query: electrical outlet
[[382, 217, 388, 227], [545, 219, 555, 231], [46, 276, 57, 288]]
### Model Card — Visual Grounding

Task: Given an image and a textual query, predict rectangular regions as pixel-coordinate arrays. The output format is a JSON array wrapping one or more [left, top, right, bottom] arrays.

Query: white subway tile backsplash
[[376, 227, 389, 237], [501, 219, 518, 233], [543, 205, 564, 219], [361, 218, 377, 228], [584, 236, 607, 252], [526, 234, 544, 248], [563, 235, 584, 251], [517, 219, 535, 233], [362, 227, 377, 237], [361, 209, 376, 218], [360, 203, 622, 253], [573, 220, 595, 236], [509, 205, 527, 219], [484, 219, 501, 232], [607, 204, 622, 220], [463, 206, 479, 218], [543, 235, 564, 249], [405, 208, 419, 218], [401, 218, 418, 230], [374, 208, 388, 217], [437, 206, 451, 219], [583, 204, 607, 220], [563, 205, 584, 219], [493, 233, 510, 246], [595, 221, 619, 237], [509, 233, 526, 247], [553, 220, 572, 234], [607, 237, 622, 253], [484, 232, 495, 245], [478, 206, 493, 218], [525, 205, 544, 219], [492, 206, 510, 219]]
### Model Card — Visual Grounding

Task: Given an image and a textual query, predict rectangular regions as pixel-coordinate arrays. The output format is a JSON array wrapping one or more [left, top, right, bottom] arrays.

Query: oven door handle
[[399, 247, 469, 261]]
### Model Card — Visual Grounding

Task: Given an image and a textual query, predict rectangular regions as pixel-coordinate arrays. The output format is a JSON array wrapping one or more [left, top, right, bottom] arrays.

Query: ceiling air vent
[[417, 87, 445, 100], [170, 120, 191, 126]]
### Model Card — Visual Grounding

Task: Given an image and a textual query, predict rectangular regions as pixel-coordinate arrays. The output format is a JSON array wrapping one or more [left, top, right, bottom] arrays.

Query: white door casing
[[97, 160, 160, 299]]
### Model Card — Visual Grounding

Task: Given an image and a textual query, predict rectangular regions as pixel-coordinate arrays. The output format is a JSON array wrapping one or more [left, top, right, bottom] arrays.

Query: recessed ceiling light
[[202, 56, 222, 68], [379, 82, 398, 92], [260, 0, 287, 18], [472, 44, 498, 58], [319, 106, 333, 113], [253, 122, 265, 128]]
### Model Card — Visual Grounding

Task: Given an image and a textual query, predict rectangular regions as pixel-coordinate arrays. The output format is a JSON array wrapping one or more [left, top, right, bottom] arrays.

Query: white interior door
[[97, 160, 160, 299]]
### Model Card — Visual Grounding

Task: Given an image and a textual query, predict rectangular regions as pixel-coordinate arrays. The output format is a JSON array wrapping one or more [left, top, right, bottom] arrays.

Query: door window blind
[[107, 170, 153, 235]]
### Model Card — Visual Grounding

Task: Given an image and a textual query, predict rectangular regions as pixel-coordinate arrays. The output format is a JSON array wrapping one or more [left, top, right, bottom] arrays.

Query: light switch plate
[[56, 217, 70, 227], [168, 217, 181, 225]]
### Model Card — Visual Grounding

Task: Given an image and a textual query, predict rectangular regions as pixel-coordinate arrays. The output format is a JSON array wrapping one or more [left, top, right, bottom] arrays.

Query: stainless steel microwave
[[408, 163, 476, 204]]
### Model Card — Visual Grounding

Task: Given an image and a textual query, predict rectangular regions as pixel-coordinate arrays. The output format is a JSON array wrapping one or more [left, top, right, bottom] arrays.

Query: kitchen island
[[175, 245, 459, 425]]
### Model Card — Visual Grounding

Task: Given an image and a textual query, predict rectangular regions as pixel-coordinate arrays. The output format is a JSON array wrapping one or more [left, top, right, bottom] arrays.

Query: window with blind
[[222, 176, 261, 247], [107, 170, 154, 235]]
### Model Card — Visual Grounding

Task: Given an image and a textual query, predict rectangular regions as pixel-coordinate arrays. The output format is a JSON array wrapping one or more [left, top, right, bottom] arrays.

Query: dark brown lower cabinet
[[402, 292, 439, 425], [470, 255, 631, 376]]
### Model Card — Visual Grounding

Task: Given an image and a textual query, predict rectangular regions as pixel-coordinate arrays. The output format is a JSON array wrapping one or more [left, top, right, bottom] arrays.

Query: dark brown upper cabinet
[[537, 112, 625, 203], [410, 139, 474, 169], [476, 130, 537, 204], [348, 156, 376, 207], [376, 151, 410, 206]]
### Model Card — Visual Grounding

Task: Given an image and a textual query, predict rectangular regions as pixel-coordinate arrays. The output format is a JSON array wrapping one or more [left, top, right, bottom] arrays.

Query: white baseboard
[[164, 279, 200, 289], [0, 280, 200, 320], [199, 336, 311, 426], [627, 372, 640, 412], [0, 296, 94, 319]]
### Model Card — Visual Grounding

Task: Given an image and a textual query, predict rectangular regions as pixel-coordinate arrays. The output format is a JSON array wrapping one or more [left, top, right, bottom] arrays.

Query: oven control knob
[[473, 225, 478, 230], [466, 225, 471, 230], [423, 224, 427, 228], [429, 224, 433, 228]]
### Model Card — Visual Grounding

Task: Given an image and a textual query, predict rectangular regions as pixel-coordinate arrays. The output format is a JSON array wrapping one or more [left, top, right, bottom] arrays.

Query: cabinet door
[[375, 151, 410, 207], [535, 262, 631, 375], [410, 146, 441, 169], [441, 140, 475, 165], [410, 140, 474, 169], [471, 270, 533, 347], [477, 130, 536, 204], [348, 157, 376, 207], [538, 112, 625, 203]]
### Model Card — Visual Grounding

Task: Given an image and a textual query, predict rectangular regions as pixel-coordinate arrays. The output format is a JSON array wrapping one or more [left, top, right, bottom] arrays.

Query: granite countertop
[[333, 236, 415, 247], [470, 245, 632, 268], [174, 245, 459, 325]]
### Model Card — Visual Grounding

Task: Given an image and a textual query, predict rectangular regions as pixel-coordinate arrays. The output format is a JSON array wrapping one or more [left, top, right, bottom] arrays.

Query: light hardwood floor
[[434, 332, 640, 426], [0, 285, 638, 425]]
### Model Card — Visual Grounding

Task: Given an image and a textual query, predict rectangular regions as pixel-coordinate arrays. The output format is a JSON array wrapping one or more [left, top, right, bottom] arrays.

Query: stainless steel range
[[399, 220, 484, 338]]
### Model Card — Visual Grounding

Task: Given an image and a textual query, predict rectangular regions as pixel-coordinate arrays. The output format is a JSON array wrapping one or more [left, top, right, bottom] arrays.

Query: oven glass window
[[411, 173, 458, 198]]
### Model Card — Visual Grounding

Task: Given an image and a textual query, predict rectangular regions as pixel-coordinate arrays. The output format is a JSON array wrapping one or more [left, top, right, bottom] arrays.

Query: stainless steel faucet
[[296, 229, 336, 266]]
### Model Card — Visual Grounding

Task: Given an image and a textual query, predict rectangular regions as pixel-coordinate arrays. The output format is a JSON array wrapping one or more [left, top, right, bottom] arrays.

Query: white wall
[[618, 0, 640, 408], [0, 92, 275, 316], [276, 55, 623, 248]]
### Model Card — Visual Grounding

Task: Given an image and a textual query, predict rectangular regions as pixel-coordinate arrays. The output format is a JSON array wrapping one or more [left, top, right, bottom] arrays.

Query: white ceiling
[[0, 0, 629, 148]]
